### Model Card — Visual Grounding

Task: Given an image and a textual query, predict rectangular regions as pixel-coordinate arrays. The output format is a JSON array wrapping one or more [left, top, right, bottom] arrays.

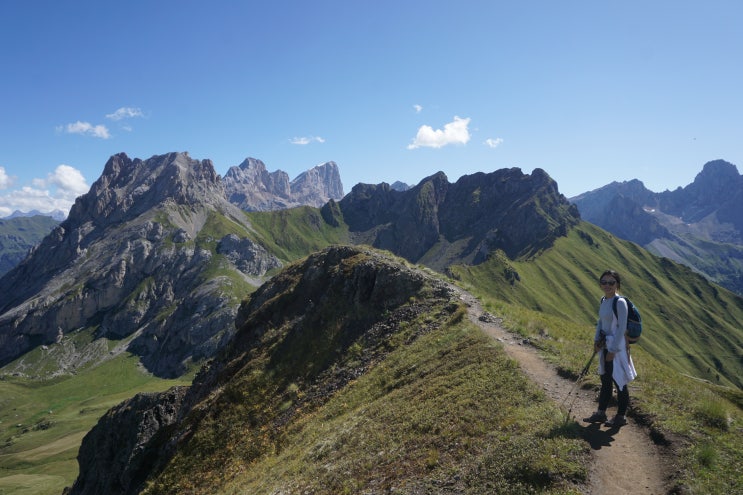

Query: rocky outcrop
[[0, 152, 281, 377], [69, 387, 188, 495], [223, 158, 344, 211], [66, 246, 459, 494], [340, 167, 580, 268]]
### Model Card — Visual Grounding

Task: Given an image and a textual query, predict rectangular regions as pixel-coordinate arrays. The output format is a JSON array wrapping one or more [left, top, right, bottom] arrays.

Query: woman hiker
[[584, 269, 637, 427]]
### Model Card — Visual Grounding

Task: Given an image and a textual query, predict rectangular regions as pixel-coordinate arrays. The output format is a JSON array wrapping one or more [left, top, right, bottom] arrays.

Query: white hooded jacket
[[594, 295, 638, 389]]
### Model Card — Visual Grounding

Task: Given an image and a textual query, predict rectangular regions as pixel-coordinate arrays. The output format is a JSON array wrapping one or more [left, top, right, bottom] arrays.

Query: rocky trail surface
[[454, 287, 675, 494]]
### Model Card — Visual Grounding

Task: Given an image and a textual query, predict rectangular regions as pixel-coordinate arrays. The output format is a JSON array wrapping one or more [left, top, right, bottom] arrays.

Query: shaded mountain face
[[0, 152, 281, 377], [571, 159, 743, 295], [0, 215, 59, 277], [339, 167, 581, 268], [223, 158, 344, 211], [67, 245, 460, 495]]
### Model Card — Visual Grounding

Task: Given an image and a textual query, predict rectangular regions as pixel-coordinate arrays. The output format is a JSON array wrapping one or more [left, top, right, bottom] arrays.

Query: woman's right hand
[[606, 352, 615, 361]]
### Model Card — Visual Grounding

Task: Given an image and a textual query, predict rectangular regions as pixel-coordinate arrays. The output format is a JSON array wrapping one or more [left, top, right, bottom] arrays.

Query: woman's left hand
[[606, 352, 615, 361]]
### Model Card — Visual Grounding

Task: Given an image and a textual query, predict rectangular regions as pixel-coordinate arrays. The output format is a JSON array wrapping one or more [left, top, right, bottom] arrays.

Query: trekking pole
[[562, 349, 597, 419]]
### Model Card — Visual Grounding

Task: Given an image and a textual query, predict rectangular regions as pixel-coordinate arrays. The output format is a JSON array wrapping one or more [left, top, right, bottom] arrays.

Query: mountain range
[[0, 152, 741, 494], [571, 159, 743, 295], [0, 153, 574, 378]]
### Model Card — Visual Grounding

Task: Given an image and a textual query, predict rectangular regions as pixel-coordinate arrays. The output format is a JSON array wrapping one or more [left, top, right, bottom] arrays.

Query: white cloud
[[106, 107, 144, 121], [0, 165, 88, 218], [484, 137, 504, 148], [290, 136, 326, 145], [44, 165, 89, 198], [59, 121, 111, 139], [407, 116, 471, 150], [0, 166, 14, 189], [413, 104, 423, 113]]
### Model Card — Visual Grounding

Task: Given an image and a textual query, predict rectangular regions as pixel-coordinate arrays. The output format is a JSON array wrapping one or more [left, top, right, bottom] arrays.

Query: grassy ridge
[[145, 302, 588, 494]]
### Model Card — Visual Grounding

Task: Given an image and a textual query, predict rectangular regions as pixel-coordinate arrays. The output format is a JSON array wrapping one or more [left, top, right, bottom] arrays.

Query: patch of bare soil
[[455, 288, 676, 494]]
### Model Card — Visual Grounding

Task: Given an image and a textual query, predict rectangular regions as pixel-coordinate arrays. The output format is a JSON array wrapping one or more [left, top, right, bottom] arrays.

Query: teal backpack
[[612, 296, 643, 344]]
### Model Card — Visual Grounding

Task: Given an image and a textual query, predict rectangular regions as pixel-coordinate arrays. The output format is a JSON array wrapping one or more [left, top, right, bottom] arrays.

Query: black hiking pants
[[598, 349, 629, 416]]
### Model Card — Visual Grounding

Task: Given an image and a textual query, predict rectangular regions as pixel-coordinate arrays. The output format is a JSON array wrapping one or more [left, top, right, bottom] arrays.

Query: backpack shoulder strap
[[611, 295, 621, 318]]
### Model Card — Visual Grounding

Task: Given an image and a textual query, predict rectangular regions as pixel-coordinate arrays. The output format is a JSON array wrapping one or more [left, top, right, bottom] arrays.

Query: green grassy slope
[[0, 354, 190, 495], [449, 221, 743, 390], [245, 205, 349, 262]]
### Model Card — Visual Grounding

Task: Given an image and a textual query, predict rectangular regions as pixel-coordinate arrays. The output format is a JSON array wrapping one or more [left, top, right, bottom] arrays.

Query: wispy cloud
[[58, 121, 111, 139], [413, 104, 423, 113], [106, 107, 144, 121], [484, 137, 504, 149], [290, 136, 326, 145], [0, 164, 88, 217], [407, 116, 471, 150]]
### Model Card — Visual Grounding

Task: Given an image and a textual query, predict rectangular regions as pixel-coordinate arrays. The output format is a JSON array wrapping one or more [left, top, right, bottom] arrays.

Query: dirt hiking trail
[[455, 288, 675, 494]]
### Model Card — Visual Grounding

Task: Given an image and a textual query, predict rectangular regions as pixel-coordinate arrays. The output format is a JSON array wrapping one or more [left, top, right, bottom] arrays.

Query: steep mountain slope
[[571, 159, 743, 295], [68, 246, 588, 495], [223, 157, 344, 211], [0, 152, 281, 377], [0, 214, 59, 276]]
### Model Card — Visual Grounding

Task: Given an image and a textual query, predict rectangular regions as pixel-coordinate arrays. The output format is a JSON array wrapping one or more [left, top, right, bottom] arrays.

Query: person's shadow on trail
[[579, 422, 617, 450]]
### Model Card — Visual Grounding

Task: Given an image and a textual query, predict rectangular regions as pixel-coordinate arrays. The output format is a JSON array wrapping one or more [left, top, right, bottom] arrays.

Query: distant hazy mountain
[[7, 209, 67, 221], [571, 159, 743, 295], [223, 158, 344, 211], [0, 215, 59, 277]]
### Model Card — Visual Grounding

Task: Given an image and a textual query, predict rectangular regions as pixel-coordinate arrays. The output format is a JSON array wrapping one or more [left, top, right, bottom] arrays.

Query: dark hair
[[599, 270, 621, 289]]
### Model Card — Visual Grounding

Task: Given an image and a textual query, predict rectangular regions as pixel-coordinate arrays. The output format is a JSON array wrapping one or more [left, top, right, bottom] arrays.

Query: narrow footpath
[[455, 288, 673, 494]]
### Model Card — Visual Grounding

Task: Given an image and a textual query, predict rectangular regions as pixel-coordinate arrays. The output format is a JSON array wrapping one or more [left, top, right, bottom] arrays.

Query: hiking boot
[[583, 411, 607, 423], [605, 415, 627, 427]]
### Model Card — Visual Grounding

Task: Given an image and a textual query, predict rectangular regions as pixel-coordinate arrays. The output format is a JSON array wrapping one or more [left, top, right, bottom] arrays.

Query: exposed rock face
[[0, 152, 281, 377], [70, 387, 188, 495], [223, 158, 344, 210], [339, 167, 580, 268], [67, 246, 459, 494], [571, 159, 743, 295]]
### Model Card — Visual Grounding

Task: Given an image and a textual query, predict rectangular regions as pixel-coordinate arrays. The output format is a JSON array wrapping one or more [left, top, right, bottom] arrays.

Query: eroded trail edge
[[454, 288, 672, 494]]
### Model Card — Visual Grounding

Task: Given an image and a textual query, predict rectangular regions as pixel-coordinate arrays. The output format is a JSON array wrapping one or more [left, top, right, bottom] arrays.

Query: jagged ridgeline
[[0, 152, 578, 379], [68, 246, 587, 494]]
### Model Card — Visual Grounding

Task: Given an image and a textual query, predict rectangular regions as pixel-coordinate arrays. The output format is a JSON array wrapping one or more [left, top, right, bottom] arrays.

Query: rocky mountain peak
[[223, 158, 343, 211], [68, 152, 224, 228], [687, 159, 741, 200], [0, 151, 280, 377], [290, 161, 344, 205]]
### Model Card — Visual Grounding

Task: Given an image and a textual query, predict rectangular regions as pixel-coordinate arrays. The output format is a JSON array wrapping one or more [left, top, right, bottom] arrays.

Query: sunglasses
[[600, 280, 617, 286]]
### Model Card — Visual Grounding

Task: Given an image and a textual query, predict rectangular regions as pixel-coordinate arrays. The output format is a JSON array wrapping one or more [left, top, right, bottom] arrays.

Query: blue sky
[[1, 1, 741, 217]]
